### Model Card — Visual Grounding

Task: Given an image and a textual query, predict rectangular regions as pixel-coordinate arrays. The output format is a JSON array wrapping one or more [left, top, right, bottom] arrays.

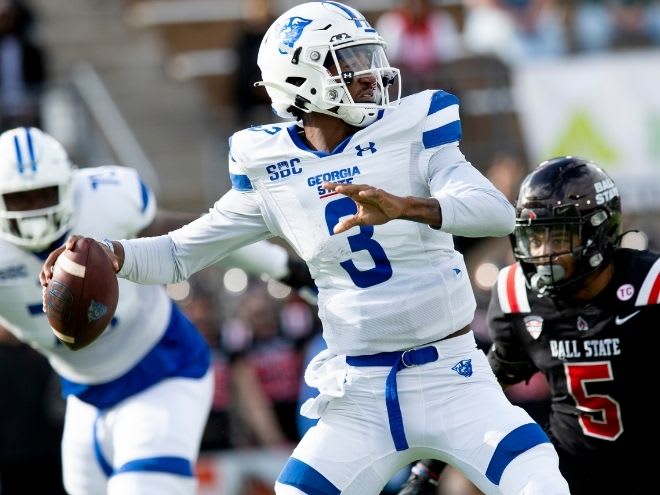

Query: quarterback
[[43, 2, 569, 494]]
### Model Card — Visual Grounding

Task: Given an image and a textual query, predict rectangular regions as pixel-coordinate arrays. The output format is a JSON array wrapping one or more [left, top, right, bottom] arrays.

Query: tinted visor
[[335, 44, 391, 73], [513, 223, 581, 262], [3, 186, 59, 212]]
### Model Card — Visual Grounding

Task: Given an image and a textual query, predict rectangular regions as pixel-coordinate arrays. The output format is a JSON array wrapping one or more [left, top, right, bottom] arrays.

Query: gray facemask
[[530, 264, 566, 294]]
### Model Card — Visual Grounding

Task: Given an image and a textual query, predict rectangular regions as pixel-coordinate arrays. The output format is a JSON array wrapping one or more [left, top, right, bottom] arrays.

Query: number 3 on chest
[[324, 197, 392, 288]]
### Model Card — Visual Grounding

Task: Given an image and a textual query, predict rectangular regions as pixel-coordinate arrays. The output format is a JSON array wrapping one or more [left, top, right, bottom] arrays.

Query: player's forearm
[[438, 189, 514, 237], [400, 196, 442, 228], [117, 235, 183, 284]]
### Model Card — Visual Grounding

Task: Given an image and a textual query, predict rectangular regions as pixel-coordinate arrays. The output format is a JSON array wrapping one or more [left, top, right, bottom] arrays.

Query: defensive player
[[42, 3, 569, 494], [0, 126, 310, 495], [400, 156, 659, 494]]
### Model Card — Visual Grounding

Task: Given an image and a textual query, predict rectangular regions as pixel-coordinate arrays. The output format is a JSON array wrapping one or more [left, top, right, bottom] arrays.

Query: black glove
[[278, 255, 318, 305]]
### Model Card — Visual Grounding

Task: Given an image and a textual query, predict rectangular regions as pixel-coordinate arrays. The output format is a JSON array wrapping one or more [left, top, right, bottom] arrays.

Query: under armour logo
[[355, 142, 376, 156], [451, 359, 473, 378]]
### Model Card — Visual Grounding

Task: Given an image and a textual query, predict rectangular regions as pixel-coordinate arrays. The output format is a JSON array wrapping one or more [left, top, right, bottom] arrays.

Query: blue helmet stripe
[[25, 127, 37, 172], [324, 1, 358, 19], [13, 135, 24, 174], [324, 1, 370, 29]]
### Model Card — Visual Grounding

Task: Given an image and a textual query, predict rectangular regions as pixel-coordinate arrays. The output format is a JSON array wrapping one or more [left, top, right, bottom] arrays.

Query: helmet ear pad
[[512, 156, 622, 294]]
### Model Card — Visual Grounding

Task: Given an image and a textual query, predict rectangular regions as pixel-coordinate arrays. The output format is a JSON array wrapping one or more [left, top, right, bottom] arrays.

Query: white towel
[[300, 349, 348, 419]]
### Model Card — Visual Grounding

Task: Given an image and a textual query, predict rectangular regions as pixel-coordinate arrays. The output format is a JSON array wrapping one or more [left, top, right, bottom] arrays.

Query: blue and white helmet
[[0, 127, 74, 251], [256, 1, 401, 127]]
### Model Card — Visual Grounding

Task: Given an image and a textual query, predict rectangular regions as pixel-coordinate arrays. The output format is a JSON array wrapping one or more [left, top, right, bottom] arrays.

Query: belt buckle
[[401, 348, 415, 368]]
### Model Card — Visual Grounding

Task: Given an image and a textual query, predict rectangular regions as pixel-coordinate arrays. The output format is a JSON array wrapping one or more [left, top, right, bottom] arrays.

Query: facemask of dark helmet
[[511, 157, 622, 296]]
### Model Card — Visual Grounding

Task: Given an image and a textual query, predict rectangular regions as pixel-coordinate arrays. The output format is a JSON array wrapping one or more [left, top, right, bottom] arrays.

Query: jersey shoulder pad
[[496, 263, 531, 314], [73, 166, 157, 235], [413, 89, 462, 150], [376, 90, 461, 150], [228, 123, 296, 193], [634, 252, 660, 307]]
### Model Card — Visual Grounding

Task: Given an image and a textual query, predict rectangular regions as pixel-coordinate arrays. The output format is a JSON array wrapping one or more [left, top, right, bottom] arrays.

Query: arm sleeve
[[428, 144, 515, 237], [118, 189, 271, 284]]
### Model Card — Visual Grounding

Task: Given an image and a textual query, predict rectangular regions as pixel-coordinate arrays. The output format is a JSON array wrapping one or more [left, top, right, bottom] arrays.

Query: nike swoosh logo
[[614, 310, 641, 325]]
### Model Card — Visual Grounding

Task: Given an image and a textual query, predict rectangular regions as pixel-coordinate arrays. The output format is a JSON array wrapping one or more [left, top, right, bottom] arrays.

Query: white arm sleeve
[[428, 144, 515, 237], [118, 189, 272, 284]]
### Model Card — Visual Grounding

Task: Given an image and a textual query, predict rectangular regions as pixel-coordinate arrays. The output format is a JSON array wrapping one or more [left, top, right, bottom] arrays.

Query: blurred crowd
[[2, 1, 660, 494]]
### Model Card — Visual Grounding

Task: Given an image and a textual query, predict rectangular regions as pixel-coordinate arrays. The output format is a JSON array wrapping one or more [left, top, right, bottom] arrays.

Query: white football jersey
[[0, 166, 189, 386], [120, 90, 514, 357], [228, 90, 481, 355]]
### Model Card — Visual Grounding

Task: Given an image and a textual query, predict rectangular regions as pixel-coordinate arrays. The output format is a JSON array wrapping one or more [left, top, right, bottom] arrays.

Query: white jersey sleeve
[[428, 144, 515, 237], [119, 189, 274, 284]]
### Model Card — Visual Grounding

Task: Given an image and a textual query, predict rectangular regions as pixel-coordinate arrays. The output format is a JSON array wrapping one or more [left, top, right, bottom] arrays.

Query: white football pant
[[61, 370, 213, 495], [276, 332, 569, 495]]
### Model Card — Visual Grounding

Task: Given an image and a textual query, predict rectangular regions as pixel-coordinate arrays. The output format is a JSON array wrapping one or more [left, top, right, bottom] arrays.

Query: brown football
[[45, 237, 118, 351]]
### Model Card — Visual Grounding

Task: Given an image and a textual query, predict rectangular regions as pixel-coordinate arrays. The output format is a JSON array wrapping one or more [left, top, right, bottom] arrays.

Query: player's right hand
[[39, 235, 121, 288]]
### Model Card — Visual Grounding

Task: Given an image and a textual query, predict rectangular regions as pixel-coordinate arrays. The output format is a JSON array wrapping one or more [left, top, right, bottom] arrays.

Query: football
[[45, 237, 119, 351]]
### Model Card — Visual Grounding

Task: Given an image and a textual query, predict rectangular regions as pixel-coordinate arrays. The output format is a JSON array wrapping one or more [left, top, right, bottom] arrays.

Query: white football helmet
[[0, 127, 74, 251], [256, 1, 401, 127]]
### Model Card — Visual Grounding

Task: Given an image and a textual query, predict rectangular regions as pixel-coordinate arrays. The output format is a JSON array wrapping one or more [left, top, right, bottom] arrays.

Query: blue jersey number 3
[[325, 197, 392, 288]]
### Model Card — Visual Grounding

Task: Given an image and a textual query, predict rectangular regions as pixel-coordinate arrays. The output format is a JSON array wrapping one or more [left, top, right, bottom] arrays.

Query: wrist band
[[101, 238, 115, 255]]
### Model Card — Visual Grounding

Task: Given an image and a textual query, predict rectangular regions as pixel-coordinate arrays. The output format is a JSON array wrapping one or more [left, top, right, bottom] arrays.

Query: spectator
[[376, 0, 463, 95], [572, 0, 660, 53], [225, 284, 312, 447], [178, 276, 236, 451], [0, 0, 47, 130], [462, 0, 568, 65], [0, 325, 66, 494], [232, 0, 275, 127]]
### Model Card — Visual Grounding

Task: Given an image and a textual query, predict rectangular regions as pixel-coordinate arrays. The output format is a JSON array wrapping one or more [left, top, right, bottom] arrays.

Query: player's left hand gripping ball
[[45, 237, 119, 350]]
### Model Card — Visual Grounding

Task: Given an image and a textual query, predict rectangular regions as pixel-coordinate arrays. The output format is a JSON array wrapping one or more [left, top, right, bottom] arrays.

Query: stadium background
[[2, 0, 659, 494]]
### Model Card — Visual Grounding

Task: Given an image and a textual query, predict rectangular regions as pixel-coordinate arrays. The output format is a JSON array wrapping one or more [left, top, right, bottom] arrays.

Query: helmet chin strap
[[336, 105, 378, 127]]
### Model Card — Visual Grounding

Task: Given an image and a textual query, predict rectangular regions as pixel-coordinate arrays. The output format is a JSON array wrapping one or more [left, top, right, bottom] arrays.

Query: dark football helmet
[[511, 156, 622, 295]]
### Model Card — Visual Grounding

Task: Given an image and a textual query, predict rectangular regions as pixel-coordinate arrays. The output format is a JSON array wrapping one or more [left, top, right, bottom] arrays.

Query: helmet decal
[[277, 16, 312, 55]]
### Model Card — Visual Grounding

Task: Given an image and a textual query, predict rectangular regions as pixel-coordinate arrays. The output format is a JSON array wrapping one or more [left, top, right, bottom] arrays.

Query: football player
[[42, 3, 570, 494], [400, 156, 659, 494], [0, 126, 312, 495]]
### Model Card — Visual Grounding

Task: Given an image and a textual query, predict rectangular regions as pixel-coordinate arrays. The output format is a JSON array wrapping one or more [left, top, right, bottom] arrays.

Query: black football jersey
[[487, 248, 660, 470]]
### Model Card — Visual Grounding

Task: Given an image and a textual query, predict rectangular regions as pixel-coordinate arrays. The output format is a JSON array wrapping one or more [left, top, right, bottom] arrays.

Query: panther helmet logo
[[277, 16, 312, 55]]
